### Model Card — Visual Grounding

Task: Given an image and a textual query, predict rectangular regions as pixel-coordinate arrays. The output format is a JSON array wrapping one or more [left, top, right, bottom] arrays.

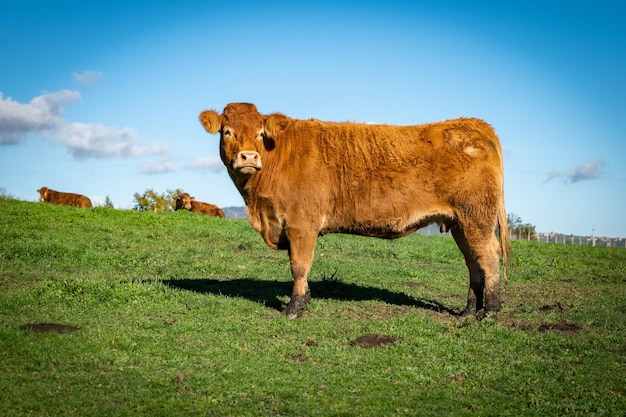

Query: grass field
[[1, 198, 624, 416]]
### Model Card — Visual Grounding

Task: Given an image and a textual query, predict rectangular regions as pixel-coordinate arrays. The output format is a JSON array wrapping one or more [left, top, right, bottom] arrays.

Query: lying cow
[[37, 187, 92, 208], [199, 103, 511, 319], [175, 192, 225, 218]]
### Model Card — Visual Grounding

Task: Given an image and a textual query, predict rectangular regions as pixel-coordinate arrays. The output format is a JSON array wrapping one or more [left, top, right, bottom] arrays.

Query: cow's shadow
[[161, 277, 456, 315]]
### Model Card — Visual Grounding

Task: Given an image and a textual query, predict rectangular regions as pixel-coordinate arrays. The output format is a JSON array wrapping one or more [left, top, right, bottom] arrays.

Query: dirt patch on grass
[[433, 300, 584, 335], [20, 323, 80, 333], [538, 321, 583, 334], [350, 333, 400, 348]]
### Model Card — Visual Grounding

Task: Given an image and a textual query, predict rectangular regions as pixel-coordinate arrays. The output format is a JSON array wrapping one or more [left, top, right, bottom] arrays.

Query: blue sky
[[1, 0, 625, 238]]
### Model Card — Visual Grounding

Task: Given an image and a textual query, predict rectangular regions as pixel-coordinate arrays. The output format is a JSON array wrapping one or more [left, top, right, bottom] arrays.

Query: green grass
[[1, 198, 624, 416]]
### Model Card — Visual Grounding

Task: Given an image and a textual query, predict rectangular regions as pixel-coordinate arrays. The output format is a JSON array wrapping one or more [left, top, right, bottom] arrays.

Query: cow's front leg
[[284, 226, 317, 319]]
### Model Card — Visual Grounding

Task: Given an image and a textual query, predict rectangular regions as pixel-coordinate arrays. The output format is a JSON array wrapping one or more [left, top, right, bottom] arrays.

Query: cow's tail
[[497, 195, 512, 280]]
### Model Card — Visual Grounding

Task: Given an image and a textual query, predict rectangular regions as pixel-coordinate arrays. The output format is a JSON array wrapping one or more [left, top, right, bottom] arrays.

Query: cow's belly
[[321, 211, 449, 240], [326, 225, 420, 239]]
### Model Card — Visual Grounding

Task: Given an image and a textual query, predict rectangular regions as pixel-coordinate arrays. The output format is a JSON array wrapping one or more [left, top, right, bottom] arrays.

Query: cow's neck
[[230, 171, 260, 208]]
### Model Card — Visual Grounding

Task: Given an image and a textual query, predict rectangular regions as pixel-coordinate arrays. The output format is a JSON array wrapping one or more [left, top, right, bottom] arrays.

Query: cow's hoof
[[485, 300, 502, 313], [461, 305, 499, 319], [460, 303, 477, 317], [460, 307, 476, 317], [284, 292, 311, 319]]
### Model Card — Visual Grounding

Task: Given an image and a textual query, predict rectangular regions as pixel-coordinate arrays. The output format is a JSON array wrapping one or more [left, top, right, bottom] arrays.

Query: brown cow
[[37, 187, 92, 208], [175, 192, 225, 218], [199, 103, 511, 319]]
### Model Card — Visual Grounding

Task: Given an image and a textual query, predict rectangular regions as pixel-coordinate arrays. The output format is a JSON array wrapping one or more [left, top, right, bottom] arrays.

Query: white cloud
[[545, 159, 607, 184], [0, 90, 168, 159], [51, 122, 169, 158], [136, 157, 224, 176], [185, 157, 223, 172], [72, 70, 103, 85], [139, 160, 180, 175], [0, 90, 80, 143]]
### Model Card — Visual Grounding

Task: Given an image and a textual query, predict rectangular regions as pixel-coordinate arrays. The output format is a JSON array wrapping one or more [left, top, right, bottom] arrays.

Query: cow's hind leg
[[451, 224, 501, 316], [284, 226, 317, 319]]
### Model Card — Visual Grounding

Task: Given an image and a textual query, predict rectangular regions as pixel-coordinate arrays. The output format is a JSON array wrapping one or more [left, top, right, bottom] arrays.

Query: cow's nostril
[[239, 152, 259, 162]]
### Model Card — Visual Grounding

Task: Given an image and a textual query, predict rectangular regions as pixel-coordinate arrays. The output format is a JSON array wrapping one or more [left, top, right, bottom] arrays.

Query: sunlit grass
[[1, 198, 624, 416]]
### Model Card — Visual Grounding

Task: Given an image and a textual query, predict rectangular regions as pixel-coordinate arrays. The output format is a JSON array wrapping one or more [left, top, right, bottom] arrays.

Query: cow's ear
[[264, 113, 290, 139], [190, 197, 196, 201], [199, 110, 222, 134]]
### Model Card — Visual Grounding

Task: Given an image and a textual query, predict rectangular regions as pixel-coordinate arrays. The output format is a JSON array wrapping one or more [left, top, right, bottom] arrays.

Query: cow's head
[[175, 193, 193, 210], [200, 103, 267, 178], [37, 187, 49, 202]]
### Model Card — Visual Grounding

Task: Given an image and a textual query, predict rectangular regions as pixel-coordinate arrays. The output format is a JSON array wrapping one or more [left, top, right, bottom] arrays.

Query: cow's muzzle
[[233, 151, 262, 174]]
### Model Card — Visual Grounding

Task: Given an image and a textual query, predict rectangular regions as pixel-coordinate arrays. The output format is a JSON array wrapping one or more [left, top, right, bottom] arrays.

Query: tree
[[517, 223, 537, 242], [507, 212, 537, 241], [103, 195, 114, 208], [133, 188, 183, 212], [507, 213, 522, 233]]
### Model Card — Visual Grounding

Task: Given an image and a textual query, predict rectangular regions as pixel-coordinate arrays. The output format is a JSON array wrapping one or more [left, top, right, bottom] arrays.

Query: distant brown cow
[[37, 187, 92, 208], [175, 193, 225, 218], [199, 103, 511, 319]]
